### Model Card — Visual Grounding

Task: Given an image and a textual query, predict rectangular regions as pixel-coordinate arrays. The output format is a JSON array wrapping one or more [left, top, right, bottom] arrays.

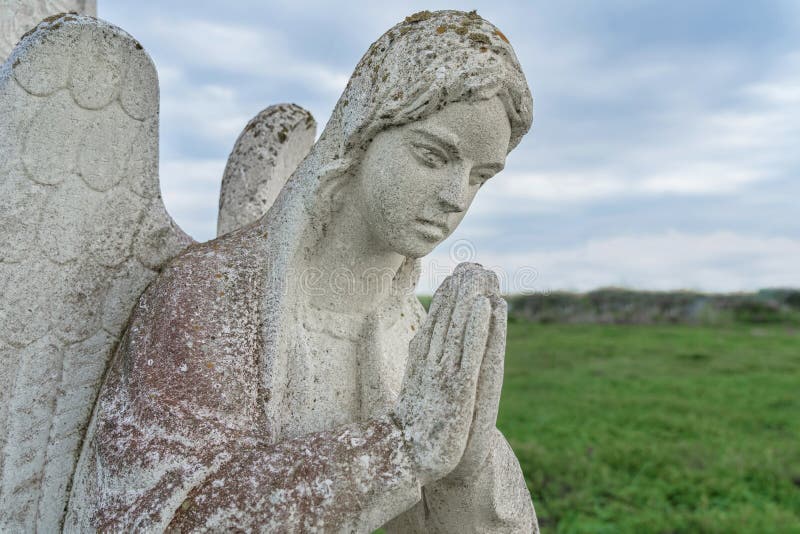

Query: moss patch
[[404, 10, 433, 24]]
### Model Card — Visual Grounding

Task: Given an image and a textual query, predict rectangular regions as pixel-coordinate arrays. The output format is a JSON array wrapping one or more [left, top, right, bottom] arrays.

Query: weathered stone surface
[[217, 103, 316, 236], [0, 14, 191, 532], [0, 0, 96, 61], [3, 9, 538, 533]]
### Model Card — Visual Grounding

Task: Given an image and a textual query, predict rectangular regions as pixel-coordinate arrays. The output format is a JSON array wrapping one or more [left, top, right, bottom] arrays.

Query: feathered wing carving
[[217, 103, 316, 236], [0, 15, 192, 531]]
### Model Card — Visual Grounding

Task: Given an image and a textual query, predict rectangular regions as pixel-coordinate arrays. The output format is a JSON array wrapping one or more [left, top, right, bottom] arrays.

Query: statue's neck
[[303, 190, 405, 315]]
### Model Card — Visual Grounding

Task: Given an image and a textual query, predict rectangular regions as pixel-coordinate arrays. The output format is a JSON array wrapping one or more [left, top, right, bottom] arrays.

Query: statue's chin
[[390, 232, 444, 259]]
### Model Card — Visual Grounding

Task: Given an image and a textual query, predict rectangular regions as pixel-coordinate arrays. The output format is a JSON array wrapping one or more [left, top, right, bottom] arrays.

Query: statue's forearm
[[384, 429, 538, 533], [167, 414, 422, 532]]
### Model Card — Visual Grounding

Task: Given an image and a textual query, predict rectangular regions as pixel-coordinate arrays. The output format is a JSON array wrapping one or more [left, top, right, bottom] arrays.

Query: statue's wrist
[[386, 410, 431, 488]]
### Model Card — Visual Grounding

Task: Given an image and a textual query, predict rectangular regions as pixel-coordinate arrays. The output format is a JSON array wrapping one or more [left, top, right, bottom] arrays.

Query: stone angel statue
[[1, 9, 537, 533]]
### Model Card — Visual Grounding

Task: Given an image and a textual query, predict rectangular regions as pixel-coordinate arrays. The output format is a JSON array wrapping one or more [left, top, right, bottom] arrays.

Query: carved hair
[[327, 9, 533, 166]]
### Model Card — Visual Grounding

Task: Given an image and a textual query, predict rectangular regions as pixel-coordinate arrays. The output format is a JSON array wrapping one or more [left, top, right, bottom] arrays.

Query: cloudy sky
[[99, 1, 800, 294]]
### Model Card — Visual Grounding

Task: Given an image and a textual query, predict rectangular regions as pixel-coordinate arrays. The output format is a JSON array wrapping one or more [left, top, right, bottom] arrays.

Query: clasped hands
[[392, 262, 507, 486]]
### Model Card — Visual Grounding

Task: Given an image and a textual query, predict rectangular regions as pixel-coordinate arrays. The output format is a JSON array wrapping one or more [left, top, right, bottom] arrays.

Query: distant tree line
[[505, 288, 800, 325]]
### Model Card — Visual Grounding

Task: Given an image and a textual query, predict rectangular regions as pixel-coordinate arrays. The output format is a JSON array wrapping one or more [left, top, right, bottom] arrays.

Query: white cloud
[[160, 159, 227, 240], [471, 49, 800, 215], [160, 75, 253, 147], [420, 231, 800, 293], [472, 160, 765, 215], [741, 51, 800, 105], [151, 19, 349, 94]]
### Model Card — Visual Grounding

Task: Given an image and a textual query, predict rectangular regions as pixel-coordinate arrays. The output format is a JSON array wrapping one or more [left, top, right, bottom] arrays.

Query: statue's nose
[[437, 170, 468, 213]]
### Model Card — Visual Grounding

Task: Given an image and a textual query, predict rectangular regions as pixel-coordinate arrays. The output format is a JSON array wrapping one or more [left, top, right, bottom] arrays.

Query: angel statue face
[[352, 95, 511, 258]]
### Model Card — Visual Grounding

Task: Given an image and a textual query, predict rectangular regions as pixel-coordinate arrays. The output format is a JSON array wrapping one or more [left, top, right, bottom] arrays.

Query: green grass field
[[500, 321, 800, 533]]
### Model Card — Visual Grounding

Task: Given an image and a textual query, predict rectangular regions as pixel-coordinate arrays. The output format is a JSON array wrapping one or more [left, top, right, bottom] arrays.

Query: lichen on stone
[[468, 32, 491, 45], [405, 10, 433, 24], [494, 29, 510, 44]]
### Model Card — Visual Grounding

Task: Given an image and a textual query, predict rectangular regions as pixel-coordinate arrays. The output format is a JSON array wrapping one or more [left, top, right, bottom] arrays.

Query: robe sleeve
[[166, 414, 421, 532], [383, 429, 538, 533], [64, 245, 422, 532]]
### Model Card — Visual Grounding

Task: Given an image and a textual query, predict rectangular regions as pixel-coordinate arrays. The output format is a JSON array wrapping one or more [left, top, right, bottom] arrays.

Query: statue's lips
[[415, 217, 448, 239]]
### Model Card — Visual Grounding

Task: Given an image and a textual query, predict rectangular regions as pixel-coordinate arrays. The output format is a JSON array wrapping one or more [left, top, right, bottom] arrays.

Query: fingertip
[[464, 267, 499, 300], [428, 275, 456, 318], [454, 262, 481, 275], [432, 273, 455, 300], [486, 270, 500, 294]]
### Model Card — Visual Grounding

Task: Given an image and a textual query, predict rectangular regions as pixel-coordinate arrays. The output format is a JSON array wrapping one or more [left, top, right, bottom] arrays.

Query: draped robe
[[65, 218, 536, 533]]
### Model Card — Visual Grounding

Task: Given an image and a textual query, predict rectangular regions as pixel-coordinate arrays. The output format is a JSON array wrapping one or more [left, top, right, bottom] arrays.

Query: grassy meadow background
[[405, 291, 800, 533]]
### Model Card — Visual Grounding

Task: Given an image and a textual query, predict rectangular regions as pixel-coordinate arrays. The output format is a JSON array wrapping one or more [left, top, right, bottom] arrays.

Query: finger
[[486, 269, 500, 296], [420, 273, 455, 354], [457, 296, 492, 379], [408, 311, 436, 359], [426, 272, 455, 319], [448, 296, 506, 479], [439, 266, 495, 367], [452, 262, 499, 292], [438, 288, 475, 367], [453, 262, 481, 279], [426, 275, 457, 362], [411, 283, 447, 359], [471, 295, 507, 434], [453, 263, 500, 305], [486, 295, 508, 366]]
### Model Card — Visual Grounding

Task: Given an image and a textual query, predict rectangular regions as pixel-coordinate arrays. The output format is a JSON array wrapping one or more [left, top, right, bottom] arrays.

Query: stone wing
[[217, 103, 316, 235], [0, 14, 192, 531]]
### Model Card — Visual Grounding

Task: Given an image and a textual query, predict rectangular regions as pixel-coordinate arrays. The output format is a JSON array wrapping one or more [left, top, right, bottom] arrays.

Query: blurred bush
[[503, 288, 800, 325]]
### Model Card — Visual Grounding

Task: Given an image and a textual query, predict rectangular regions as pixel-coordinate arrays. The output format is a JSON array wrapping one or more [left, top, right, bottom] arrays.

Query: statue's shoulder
[[164, 225, 266, 282], [124, 226, 266, 371], [146, 226, 268, 315], [114, 227, 269, 425]]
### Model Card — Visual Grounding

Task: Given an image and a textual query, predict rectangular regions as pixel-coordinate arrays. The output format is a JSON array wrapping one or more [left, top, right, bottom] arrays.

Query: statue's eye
[[410, 143, 449, 168]]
